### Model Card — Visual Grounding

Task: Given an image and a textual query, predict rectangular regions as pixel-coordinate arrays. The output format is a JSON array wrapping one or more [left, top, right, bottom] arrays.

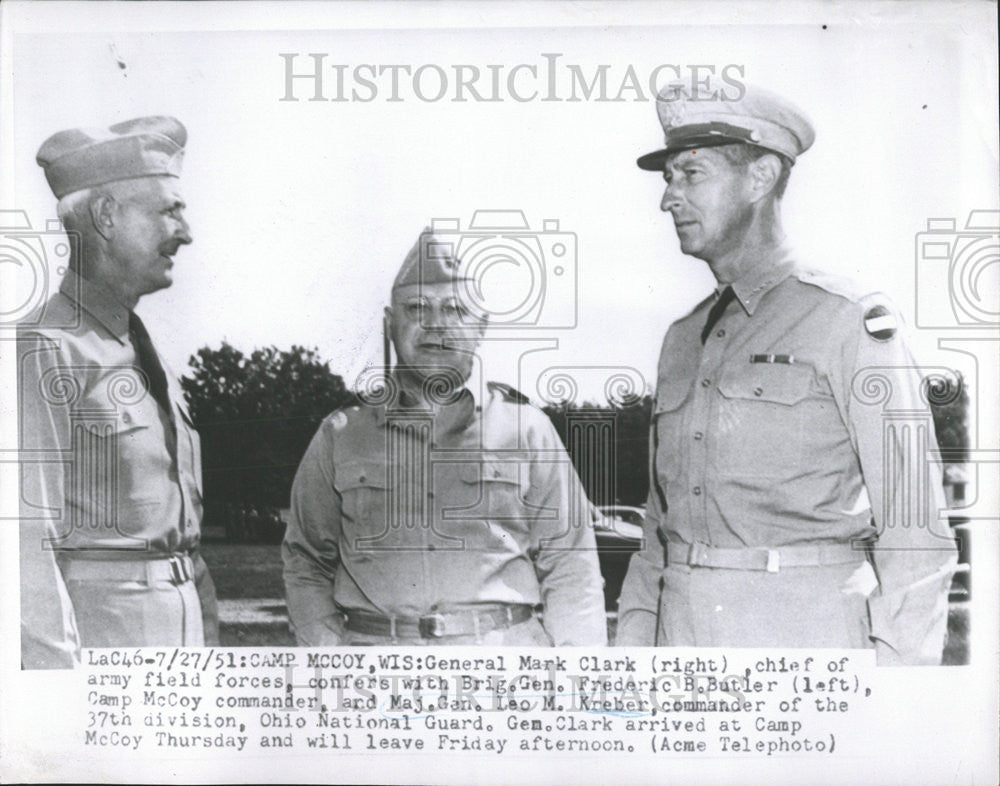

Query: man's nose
[[175, 216, 193, 245], [421, 307, 446, 329], [661, 183, 682, 212]]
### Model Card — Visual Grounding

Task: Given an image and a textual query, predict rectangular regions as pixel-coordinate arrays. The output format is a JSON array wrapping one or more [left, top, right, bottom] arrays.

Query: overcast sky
[[4, 3, 997, 404]]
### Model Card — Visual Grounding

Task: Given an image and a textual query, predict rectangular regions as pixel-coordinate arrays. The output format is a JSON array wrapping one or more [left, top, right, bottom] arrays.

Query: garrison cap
[[37, 116, 187, 199], [637, 80, 815, 170], [392, 226, 474, 290]]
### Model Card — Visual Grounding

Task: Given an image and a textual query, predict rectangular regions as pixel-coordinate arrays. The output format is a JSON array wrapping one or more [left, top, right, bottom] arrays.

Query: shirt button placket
[[690, 319, 728, 543], [419, 432, 435, 610]]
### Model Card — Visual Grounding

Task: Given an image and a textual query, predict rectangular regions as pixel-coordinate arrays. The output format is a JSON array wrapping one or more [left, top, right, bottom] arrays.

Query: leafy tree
[[928, 371, 969, 464], [542, 395, 653, 508], [181, 343, 356, 538]]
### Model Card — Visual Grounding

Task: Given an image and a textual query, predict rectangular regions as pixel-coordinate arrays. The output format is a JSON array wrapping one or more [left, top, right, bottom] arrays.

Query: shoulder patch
[[863, 304, 898, 341], [325, 410, 350, 430], [487, 381, 530, 404]]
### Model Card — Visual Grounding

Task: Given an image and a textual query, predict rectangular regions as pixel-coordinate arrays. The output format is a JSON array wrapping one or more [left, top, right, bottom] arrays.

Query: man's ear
[[88, 193, 116, 241], [748, 153, 782, 201]]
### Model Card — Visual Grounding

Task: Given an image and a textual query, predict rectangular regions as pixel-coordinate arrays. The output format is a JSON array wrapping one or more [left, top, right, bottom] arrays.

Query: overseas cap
[[392, 226, 473, 290], [37, 116, 187, 198], [637, 80, 815, 170]]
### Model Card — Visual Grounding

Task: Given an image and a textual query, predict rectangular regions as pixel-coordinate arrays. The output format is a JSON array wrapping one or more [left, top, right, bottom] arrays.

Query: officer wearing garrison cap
[[282, 227, 606, 645], [616, 82, 957, 664], [18, 117, 218, 668]]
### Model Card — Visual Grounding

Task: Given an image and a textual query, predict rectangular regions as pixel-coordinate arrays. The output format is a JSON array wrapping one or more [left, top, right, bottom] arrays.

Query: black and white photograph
[[1, 1, 997, 783]]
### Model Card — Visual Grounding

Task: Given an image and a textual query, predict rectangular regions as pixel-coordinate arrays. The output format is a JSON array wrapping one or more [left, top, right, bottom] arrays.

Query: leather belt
[[61, 552, 196, 585], [667, 541, 869, 573], [341, 604, 535, 639]]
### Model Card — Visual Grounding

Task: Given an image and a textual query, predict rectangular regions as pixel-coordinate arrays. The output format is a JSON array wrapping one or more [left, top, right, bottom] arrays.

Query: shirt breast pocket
[[653, 378, 693, 485], [715, 364, 814, 477], [335, 460, 390, 549], [449, 460, 533, 553], [78, 403, 157, 471], [454, 460, 530, 530], [70, 405, 165, 537]]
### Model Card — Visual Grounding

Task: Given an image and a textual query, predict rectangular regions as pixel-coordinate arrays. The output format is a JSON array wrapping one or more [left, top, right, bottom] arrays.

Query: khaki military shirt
[[18, 270, 217, 668], [283, 381, 607, 646], [617, 254, 957, 664]]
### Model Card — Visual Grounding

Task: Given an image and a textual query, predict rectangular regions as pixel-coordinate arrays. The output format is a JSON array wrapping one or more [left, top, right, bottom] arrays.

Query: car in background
[[592, 505, 645, 611]]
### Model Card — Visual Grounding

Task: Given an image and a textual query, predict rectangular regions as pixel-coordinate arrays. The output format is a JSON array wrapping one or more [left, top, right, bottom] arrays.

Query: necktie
[[128, 312, 172, 415], [700, 285, 736, 344]]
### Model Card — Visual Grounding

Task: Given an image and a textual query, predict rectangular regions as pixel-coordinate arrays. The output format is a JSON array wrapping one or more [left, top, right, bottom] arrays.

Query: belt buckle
[[688, 542, 710, 567], [766, 549, 780, 573], [418, 613, 446, 638], [169, 555, 191, 585]]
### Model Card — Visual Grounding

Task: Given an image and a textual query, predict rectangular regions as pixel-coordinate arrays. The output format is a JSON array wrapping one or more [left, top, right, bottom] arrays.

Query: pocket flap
[[459, 460, 521, 485], [77, 405, 154, 436], [655, 378, 693, 414], [336, 460, 388, 491], [718, 363, 812, 405]]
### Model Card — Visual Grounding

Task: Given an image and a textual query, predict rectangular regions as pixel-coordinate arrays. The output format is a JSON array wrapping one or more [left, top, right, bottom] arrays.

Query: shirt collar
[[59, 268, 131, 344], [726, 248, 797, 316], [373, 369, 481, 428]]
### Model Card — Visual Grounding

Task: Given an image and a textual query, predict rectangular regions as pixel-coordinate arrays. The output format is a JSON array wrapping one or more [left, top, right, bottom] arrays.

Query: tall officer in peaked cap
[[282, 227, 607, 645], [19, 117, 218, 668], [616, 81, 957, 664]]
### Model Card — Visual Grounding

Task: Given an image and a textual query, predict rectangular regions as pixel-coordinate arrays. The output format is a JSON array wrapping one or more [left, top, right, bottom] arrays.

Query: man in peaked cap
[[18, 116, 218, 668], [616, 81, 957, 664], [282, 227, 606, 646]]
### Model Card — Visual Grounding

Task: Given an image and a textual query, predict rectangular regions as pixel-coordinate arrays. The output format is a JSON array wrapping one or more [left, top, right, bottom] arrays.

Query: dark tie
[[700, 285, 737, 344], [128, 312, 172, 415]]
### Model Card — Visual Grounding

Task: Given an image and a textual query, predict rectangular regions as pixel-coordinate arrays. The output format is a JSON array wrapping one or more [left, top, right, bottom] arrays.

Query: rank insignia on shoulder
[[864, 304, 898, 341], [487, 381, 530, 404]]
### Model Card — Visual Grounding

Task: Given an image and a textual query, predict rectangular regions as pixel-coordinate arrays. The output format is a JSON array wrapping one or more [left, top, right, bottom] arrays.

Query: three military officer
[[282, 228, 607, 645], [21, 96, 957, 663], [19, 116, 218, 668], [616, 81, 957, 664]]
